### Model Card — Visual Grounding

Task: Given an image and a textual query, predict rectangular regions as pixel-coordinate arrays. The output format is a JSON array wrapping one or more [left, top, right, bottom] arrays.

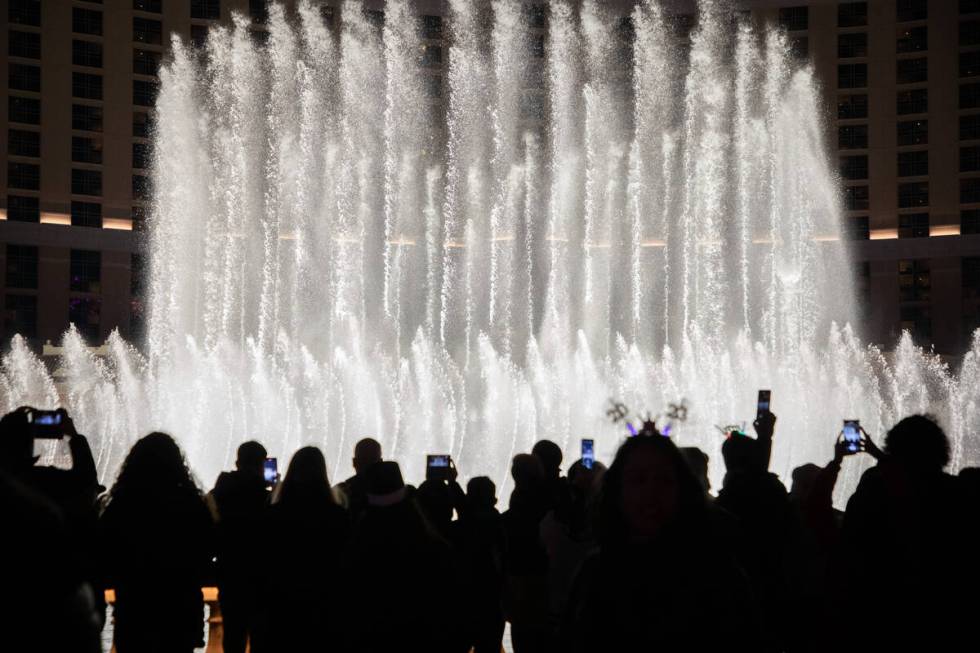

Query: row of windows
[[839, 119, 958, 148], [842, 155, 930, 181], [8, 92, 158, 129], [7, 167, 150, 199], [6, 246, 100, 292], [844, 180, 980, 210], [835, 88, 977, 116], [4, 197, 102, 228], [2, 295, 102, 342]]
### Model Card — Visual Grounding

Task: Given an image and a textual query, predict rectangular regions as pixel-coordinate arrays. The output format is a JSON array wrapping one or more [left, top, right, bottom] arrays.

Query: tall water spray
[[3, 0, 979, 502]]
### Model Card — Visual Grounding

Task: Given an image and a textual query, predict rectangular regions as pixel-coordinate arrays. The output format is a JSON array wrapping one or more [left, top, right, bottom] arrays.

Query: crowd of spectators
[[1, 404, 978, 652]]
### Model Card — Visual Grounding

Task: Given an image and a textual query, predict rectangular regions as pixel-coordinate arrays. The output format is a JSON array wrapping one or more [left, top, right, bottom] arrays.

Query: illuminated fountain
[[2, 0, 978, 502]]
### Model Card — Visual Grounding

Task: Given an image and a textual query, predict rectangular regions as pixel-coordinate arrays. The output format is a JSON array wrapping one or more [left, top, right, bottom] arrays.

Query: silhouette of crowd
[[1, 403, 978, 652]]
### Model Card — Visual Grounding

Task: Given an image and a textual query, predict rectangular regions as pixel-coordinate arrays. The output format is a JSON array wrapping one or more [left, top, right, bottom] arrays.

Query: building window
[[132, 142, 150, 169], [133, 80, 158, 106], [72, 40, 102, 68], [844, 185, 870, 211], [4, 295, 38, 339], [134, 0, 163, 13], [900, 306, 931, 339], [9, 0, 41, 27], [896, 0, 928, 22], [839, 125, 868, 149], [898, 150, 928, 177], [6, 244, 38, 289], [838, 94, 868, 119], [9, 63, 40, 92], [72, 72, 103, 100], [963, 146, 980, 172], [962, 83, 980, 110], [73, 8, 102, 36], [847, 215, 870, 240], [6, 196, 39, 222], [897, 88, 928, 115], [524, 4, 546, 29], [191, 0, 221, 20], [420, 15, 442, 39], [964, 1, 980, 15], [72, 104, 102, 132], [898, 181, 929, 208], [72, 169, 102, 196], [424, 75, 442, 98], [963, 21, 980, 47], [897, 58, 927, 84], [133, 49, 161, 76], [8, 129, 39, 157], [70, 250, 101, 293], [68, 297, 101, 342], [838, 2, 867, 27], [72, 136, 103, 164], [963, 178, 980, 204], [963, 115, 980, 141], [897, 26, 927, 53], [964, 209, 980, 234], [134, 17, 162, 45], [8, 162, 40, 190], [420, 44, 442, 68], [838, 33, 868, 59], [132, 175, 151, 200], [133, 112, 152, 138], [250, 0, 269, 24], [71, 201, 101, 228], [962, 52, 980, 79], [778, 7, 808, 31], [9, 30, 41, 59], [840, 155, 868, 180], [899, 259, 930, 302], [898, 120, 928, 145], [9, 96, 40, 125], [190, 24, 209, 47], [838, 63, 867, 89], [899, 213, 929, 238]]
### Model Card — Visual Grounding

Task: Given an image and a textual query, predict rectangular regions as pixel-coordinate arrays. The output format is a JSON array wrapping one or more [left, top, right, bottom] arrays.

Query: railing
[[103, 587, 224, 653]]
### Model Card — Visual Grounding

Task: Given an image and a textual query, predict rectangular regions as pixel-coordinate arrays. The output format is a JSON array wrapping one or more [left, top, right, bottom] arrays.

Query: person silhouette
[[561, 432, 761, 652], [841, 415, 976, 651], [337, 437, 382, 522], [97, 432, 214, 653], [502, 453, 551, 653], [260, 446, 350, 653], [457, 476, 506, 653], [209, 441, 270, 653], [1, 468, 102, 653], [716, 413, 800, 652], [0, 407, 104, 624], [346, 460, 460, 652]]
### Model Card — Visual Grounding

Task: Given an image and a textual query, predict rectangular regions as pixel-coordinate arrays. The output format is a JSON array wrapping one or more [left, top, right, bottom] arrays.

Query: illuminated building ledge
[[0, 211, 133, 230], [870, 226, 962, 240]]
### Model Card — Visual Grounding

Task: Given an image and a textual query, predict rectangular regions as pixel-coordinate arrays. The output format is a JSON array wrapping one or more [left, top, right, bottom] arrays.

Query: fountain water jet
[[2, 0, 979, 504]]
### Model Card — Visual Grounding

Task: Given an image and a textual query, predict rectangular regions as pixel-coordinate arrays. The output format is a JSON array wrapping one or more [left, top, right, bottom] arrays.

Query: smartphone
[[263, 457, 278, 485], [843, 419, 861, 453], [757, 390, 771, 419], [426, 454, 451, 481], [581, 439, 595, 470], [28, 409, 65, 439]]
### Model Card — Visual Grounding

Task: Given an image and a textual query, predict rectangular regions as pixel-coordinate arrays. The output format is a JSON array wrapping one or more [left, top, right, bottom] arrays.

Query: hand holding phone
[[426, 454, 451, 481], [842, 420, 861, 454], [263, 457, 278, 486], [28, 408, 67, 439]]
